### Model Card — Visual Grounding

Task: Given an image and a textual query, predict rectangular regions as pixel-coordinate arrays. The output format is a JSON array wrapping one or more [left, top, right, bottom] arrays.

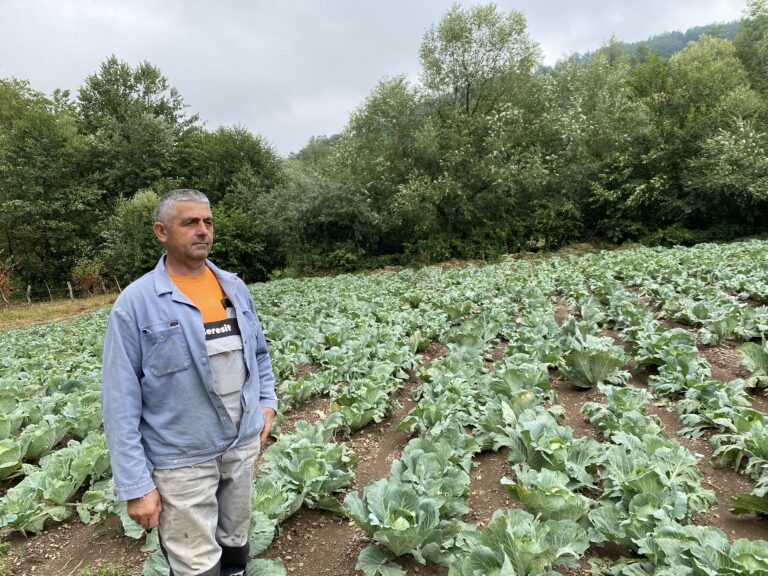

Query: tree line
[[1, 1, 767, 293]]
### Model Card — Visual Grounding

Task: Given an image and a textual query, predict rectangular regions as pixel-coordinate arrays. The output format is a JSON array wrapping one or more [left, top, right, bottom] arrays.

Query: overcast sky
[[0, 0, 748, 156]]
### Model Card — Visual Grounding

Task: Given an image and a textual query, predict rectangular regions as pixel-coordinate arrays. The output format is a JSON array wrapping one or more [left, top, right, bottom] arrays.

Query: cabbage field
[[2, 240, 768, 575]]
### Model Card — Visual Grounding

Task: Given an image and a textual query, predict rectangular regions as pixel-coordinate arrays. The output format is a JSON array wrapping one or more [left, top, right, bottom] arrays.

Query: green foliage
[[209, 204, 279, 282], [0, 78, 107, 285], [711, 408, 768, 476], [0, 55, 286, 286], [735, 0, 768, 93], [344, 477, 465, 567], [621, 22, 741, 60], [245, 559, 287, 576], [582, 384, 663, 438], [5, 239, 768, 572], [740, 341, 768, 389], [527, 199, 584, 250], [99, 189, 163, 284], [558, 334, 630, 390], [6, 6, 768, 279], [180, 125, 282, 204], [598, 524, 768, 575], [502, 465, 594, 524], [641, 225, 706, 247], [355, 546, 406, 576], [71, 257, 104, 296], [259, 416, 358, 514], [0, 542, 11, 576], [420, 3, 540, 117], [0, 440, 21, 480], [686, 120, 768, 224], [77, 55, 194, 199], [448, 508, 588, 576]]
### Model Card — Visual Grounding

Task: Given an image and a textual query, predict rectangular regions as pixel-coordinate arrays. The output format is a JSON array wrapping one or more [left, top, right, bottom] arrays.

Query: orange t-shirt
[[168, 266, 227, 323], [168, 265, 246, 406]]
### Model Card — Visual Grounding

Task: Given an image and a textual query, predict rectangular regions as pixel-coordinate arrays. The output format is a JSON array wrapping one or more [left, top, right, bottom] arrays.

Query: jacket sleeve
[[101, 305, 156, 501], [247, 294, 278, 414]]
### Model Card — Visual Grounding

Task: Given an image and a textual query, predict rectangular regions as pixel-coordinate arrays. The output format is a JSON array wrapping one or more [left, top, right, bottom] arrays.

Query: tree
[[335, 76, 427, 253], [78, 55, 193, 133], [0, 80, 105, 284], [735, 0, 768, 93], [87, 109, 179, 198], [208, 205, 280, 282], [685, 120, 768, 225], [531, 43, 665, 243], [664, 36, 750, 136], [397, 3, 545, 258], [71, 257, 105, 297], [659, 36, 754, 227], [291, 134, 340, 165], [419, 3, 540, 118], [630, 52, 669, 100], [178, 125, 282, 204], [77, 56, 197, 199]]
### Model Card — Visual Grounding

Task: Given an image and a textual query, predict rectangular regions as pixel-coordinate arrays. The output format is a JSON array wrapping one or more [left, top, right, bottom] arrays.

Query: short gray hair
[[155, 189, 210, 225]]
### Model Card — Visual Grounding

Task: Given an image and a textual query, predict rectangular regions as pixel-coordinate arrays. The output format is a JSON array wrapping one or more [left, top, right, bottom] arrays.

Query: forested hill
[[628, 21, 741, 56], [572, 21, 742, 62], [2, 2, 768, 298]]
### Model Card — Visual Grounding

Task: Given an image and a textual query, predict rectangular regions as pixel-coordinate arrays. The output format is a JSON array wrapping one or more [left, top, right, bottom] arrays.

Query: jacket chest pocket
[[141, 321, 192, 376]]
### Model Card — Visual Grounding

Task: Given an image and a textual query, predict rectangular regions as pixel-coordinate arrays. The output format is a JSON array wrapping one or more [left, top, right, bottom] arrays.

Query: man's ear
[[153, 222, 167, 243]]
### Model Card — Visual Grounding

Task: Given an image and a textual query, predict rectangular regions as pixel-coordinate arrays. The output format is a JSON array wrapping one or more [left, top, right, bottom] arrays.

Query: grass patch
[[79, 565, 133, 576], [0, 542, 14, 576], [0, 294, 117, 331]]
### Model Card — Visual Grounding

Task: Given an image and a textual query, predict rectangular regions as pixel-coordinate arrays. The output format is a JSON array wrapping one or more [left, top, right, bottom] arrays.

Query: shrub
[[71, 257, 104, 297]]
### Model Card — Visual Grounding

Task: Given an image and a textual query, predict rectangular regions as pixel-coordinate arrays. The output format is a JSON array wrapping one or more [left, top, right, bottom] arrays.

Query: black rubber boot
[[220, 542, 249, 576], [199, 560, 222, 576]]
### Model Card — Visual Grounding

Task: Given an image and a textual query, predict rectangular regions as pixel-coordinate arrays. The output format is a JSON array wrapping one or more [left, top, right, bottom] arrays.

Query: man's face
[[153, 201, 213, 268]]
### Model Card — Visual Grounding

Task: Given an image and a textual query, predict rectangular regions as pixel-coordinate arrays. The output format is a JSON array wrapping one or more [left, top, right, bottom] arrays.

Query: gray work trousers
[[153, 439, 259, 576]]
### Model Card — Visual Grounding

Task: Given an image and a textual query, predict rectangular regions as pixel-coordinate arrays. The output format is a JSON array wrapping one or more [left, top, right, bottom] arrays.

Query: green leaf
[[113, 500, 146, 539], [730, 492, 768, 516], [141, 549, 170, 576], [560, 349, 626, 390], [355, 545, 406, 576], [740, 342, 768, 389], [249, 511, 277, 556], [245, 558, 287, 576], [343, 491, 375, 535], [0, 439, 22, 480]]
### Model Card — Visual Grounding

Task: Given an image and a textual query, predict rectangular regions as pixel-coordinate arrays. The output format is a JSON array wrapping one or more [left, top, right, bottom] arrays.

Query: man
[[101, 189, 277, 576]]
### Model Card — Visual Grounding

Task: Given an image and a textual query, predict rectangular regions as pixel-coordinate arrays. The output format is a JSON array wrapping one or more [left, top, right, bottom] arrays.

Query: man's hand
[[127, 489, 162, 530], [260, 407, 277, 445]]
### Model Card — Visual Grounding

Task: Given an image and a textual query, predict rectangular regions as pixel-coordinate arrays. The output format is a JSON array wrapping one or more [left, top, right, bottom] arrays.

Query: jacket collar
[[152, 255, 238, 297]]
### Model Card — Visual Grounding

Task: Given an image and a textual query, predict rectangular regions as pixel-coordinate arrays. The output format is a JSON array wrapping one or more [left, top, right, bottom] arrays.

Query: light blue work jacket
[[101, 256, 278, 500]]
